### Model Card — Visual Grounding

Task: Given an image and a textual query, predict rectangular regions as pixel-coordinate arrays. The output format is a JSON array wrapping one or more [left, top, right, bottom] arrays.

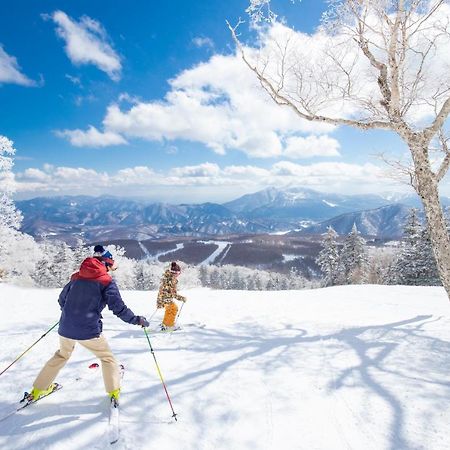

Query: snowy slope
[[0, 284, 450, 450]]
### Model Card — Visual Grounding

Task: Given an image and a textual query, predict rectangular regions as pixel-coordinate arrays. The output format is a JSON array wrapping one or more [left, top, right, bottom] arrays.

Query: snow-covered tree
[[198, 265, 209, 286], [0, 136, 22, 231], [316, 226, 340, 286], [106, 245, 137, 290], [340, 224, 369, 284], [253, 272, 263, 290], [417, 225, 440, 285], [72, 239, 91, 271], [366, 246, 397, 285], [231, 0, 450, 299], [395, 209, 423, 285], [134, 260, 160, 290], [394, 208, 439, 285], [5, 232, 42, 285], [49, 241, 76, 287], [0, 135, 39, 283]]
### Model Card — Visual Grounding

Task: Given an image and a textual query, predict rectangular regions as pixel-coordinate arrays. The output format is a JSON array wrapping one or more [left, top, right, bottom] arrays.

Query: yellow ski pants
[[162, 301, 178, 327]]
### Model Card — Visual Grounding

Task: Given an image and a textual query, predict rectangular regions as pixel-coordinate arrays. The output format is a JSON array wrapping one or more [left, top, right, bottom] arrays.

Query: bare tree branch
[[424, 97, 450, 141], [227, 20, 394, 131]]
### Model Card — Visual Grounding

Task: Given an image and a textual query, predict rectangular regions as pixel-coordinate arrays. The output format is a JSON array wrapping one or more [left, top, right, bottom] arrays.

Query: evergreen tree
[[315, 226, 340, 286], [50, 241, 75, 287], [33, 240, 59, 287], [340, 224, 368, 284], [199, 265, 209, 287], [415, 225, 440, 285], [393, 208, 440, 286], [0, 135, 24, 281], [209, 267, 221, 289], [253, 273, 262, 290], [0, 136, 22, 232], [246, 275, 255, 290], [135, 260, 146, 290], [73, 239, 90, 270], [231, 268, 243, 289], [395, 209, 426, 285]]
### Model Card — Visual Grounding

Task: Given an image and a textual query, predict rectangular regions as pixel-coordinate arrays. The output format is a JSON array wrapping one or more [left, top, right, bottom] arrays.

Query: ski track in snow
[[138, 241, 151, 259], [139, 242, 184, 262], [198, 241, 231, 265], [1, 284, 450, 449]]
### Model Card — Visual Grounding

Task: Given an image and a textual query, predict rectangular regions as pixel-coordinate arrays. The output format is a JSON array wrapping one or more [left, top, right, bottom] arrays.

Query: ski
[[151, 322, 206, 333], [0, 383, 62, 423], [109, 397, 120, 444], [0, 362, 99, 423], [108, 364, 124, 445]]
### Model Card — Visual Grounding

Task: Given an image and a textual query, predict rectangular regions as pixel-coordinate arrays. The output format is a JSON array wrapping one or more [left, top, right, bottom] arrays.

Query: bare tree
[[229, 0, 450, 298]]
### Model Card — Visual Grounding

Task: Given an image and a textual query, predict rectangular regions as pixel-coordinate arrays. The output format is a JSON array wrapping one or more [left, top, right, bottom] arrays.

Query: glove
[[136, 316, 149, 327]]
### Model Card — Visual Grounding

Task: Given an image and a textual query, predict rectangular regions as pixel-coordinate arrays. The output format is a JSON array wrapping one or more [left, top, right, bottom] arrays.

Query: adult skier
[[27, 245, 149, 403], [157, 261, 186, 331]]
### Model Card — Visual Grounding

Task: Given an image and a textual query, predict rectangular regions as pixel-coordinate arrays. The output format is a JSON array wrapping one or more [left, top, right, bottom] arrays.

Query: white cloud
[[49, 11, 122, 81], [171, 163, 221, 178], [0, 45, 35, 86], [54, 4, 450, 158], [271, 161, 385, 187], [15, 160, 398, 201], [223, 165, 270, 178], [114, 166, 156, 184], [55, 126, 127, 147], [60, 52, 335, 157], [52, 166, 105, 182], [283, 135, 341, 159], [65, 73, 81, 85], [192, 37, 214, 49], [22, 168, 50, 182]]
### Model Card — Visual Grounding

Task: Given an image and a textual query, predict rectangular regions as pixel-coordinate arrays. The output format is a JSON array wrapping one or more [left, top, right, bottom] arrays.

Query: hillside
[[299, 203, 412, 238], [90, 234, 324, 278], [0, 284, 449, 449], [16, 188, 394, 242]]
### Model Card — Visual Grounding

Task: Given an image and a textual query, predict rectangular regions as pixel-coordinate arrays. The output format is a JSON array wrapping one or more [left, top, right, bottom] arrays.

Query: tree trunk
[[411, 141, 450, 299]]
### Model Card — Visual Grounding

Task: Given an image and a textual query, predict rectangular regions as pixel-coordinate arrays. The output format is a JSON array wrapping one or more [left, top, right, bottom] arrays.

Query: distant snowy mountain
[[300, 204, 413, 237], [16, 187, 450, 241], [224, 186, 390, 220], [17, 196, 261, 241]]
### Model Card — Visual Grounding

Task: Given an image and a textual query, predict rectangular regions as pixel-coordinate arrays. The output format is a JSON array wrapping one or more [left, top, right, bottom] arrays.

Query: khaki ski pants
[[162, 301, 178, 327], [33, 334, 120, 393]]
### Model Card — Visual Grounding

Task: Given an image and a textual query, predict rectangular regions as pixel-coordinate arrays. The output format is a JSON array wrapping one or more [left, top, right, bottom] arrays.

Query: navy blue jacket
[[58, 257, 139, 340]]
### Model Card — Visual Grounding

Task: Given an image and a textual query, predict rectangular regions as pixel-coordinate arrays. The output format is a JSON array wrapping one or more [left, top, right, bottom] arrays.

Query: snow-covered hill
[[0, 284, 449, 450], [17, 188, 394, 242]]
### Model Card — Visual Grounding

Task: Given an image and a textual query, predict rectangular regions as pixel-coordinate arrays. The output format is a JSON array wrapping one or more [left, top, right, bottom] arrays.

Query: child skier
[[27, 245, 149, 403], [157, 261, 186, 331]]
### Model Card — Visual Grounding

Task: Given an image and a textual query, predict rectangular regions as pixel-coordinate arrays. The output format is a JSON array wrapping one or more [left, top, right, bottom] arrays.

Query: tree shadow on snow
[[2, 315, 450, 450], [126, 314, 450, 450]]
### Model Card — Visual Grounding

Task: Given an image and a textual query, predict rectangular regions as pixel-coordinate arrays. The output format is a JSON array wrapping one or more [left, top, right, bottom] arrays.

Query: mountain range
[[16, 187, 444, 243]]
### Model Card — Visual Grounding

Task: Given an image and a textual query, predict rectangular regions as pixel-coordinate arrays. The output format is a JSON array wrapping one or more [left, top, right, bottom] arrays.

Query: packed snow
[[138, 243, 184, 262], [198, 241, 231, 265], [1, 283, 450, 450]]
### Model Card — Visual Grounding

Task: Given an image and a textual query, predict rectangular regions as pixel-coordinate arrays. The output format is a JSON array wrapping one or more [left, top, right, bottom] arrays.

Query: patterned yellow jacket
[[157, 269, 186, 308]]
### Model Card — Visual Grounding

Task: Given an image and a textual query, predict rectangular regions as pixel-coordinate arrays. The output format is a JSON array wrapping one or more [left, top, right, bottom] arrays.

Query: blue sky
[[0, 0, 416, 203]]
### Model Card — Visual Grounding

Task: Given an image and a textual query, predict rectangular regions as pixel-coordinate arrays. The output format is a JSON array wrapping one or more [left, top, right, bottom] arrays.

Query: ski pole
[[143, 327, 178, 421], [147, 308, 158, 324], [0, 321, 59, 377], [175, 301, 185, 326]]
